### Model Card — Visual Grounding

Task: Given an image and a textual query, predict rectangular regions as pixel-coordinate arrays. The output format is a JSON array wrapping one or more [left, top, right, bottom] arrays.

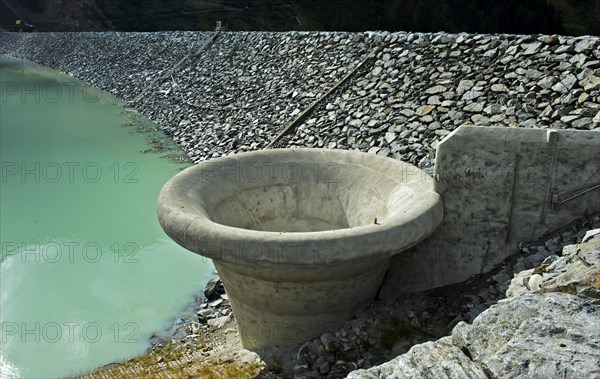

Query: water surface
[[0, 55, 213, 378]]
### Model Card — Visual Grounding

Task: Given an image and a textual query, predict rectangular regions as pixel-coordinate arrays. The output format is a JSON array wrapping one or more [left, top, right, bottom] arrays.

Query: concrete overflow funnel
[[158, 148, 443, 349]]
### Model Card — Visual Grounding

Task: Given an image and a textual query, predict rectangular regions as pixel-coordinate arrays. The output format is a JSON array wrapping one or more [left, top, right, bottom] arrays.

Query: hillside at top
[[3, 0, 599, 36]]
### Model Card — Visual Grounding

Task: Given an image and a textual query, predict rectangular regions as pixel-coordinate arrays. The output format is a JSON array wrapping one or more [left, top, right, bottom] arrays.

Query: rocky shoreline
[[1, 31, 599, 378]]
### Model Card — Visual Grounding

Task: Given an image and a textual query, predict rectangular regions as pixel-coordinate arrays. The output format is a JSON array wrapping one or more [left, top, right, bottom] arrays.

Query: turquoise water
[[0, 56, 213, 378]]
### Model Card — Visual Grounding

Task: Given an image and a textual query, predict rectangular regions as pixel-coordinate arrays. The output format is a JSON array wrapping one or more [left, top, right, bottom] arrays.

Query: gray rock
[[582, 228, 600, 242], [522, 42, 542, 55], [490, 84, 508, 92], [456, 79, 475, 95], [203, 278, 222, 300], [320, 332, 339, 353], [537, 77, 555, 89], [207, 314, 230, 328], [537, 35, 559, 45], [524, 68, 543, 80], [560, 115, 579, 123], [347, 336, 487, 379], [581, 74, 600, 91], [452, 293, 600, 379], [346, 226, 600, 379], [572, 117, 592, 129], [560, 73, 578, 91], [507, 237, 600, 299], [471, 114, 490, 125], [556, 44, 575, 54], [416, 105, 435, 116], [428, 122, 442, 130], [448, 110, 463, 120], [432, 34, 455, 44], [427, 95, 442, 105], [464, 102, 485, 113], [483, 103, 502, 115], [415, 37, 430, 47], [425, 85, 447, 94], [385, 132, 397, 143], [197, 308, 214, 318], [319, 361, 330, 374], [461, 90, 484, 101], [293, 365, 317, 379], [575, 39, 596, 53]]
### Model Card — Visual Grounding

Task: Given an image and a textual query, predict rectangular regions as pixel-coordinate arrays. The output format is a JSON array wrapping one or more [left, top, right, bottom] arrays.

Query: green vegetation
[[547, 0, 600, 35], [14, 0, 44, 13], [93, 0, 566, 34], [0, 4, 17, 26], [9, 0, 599, 35], [94, 0, 192, 31], [266, 359, 283, 374], [298, 0, 564, 34], [74, 341, 263, 379], [92, 0, 305, 31]]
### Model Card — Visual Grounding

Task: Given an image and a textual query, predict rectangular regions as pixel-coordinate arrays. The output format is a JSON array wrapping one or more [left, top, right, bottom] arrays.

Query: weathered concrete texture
[[383, 126, 600, 294], [157, 148, 443, 348], [350, 234, 600, 379]]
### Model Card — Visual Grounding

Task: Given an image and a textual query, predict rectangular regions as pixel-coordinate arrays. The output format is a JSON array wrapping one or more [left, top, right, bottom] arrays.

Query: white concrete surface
[[158, 148, 443, 348], [382, 126, 600, 296]]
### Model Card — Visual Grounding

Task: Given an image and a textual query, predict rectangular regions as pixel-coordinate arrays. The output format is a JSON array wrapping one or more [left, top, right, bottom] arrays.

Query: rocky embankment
[[1, 31, 599, 378], [0, 31, 598, 169]]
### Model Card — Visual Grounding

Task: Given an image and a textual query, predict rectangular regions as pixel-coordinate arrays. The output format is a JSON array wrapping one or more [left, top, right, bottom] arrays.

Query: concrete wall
[[382, 126, 600, 295]]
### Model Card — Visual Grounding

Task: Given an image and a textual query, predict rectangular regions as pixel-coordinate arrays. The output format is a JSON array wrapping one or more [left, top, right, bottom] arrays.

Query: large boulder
[[347, 336, 487, 379], [349, 233, 600, 379], [452, 292, 600, 378]]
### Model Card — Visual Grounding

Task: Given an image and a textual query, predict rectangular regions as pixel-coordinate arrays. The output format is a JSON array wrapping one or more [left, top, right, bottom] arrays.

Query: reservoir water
[[0, 56, 214, 378]]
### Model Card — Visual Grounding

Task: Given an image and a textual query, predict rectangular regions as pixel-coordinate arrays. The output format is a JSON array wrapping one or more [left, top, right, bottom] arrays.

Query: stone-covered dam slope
[[0, 31, 598, 170]]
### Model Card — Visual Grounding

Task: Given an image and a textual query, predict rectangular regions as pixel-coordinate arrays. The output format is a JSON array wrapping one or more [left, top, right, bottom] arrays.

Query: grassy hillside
[[296, 0, 564, 34], [92, 0, 305, 31], [91, 0, 568, 34], [7, 0, 598, 35], [548, 0, 600, 35]]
